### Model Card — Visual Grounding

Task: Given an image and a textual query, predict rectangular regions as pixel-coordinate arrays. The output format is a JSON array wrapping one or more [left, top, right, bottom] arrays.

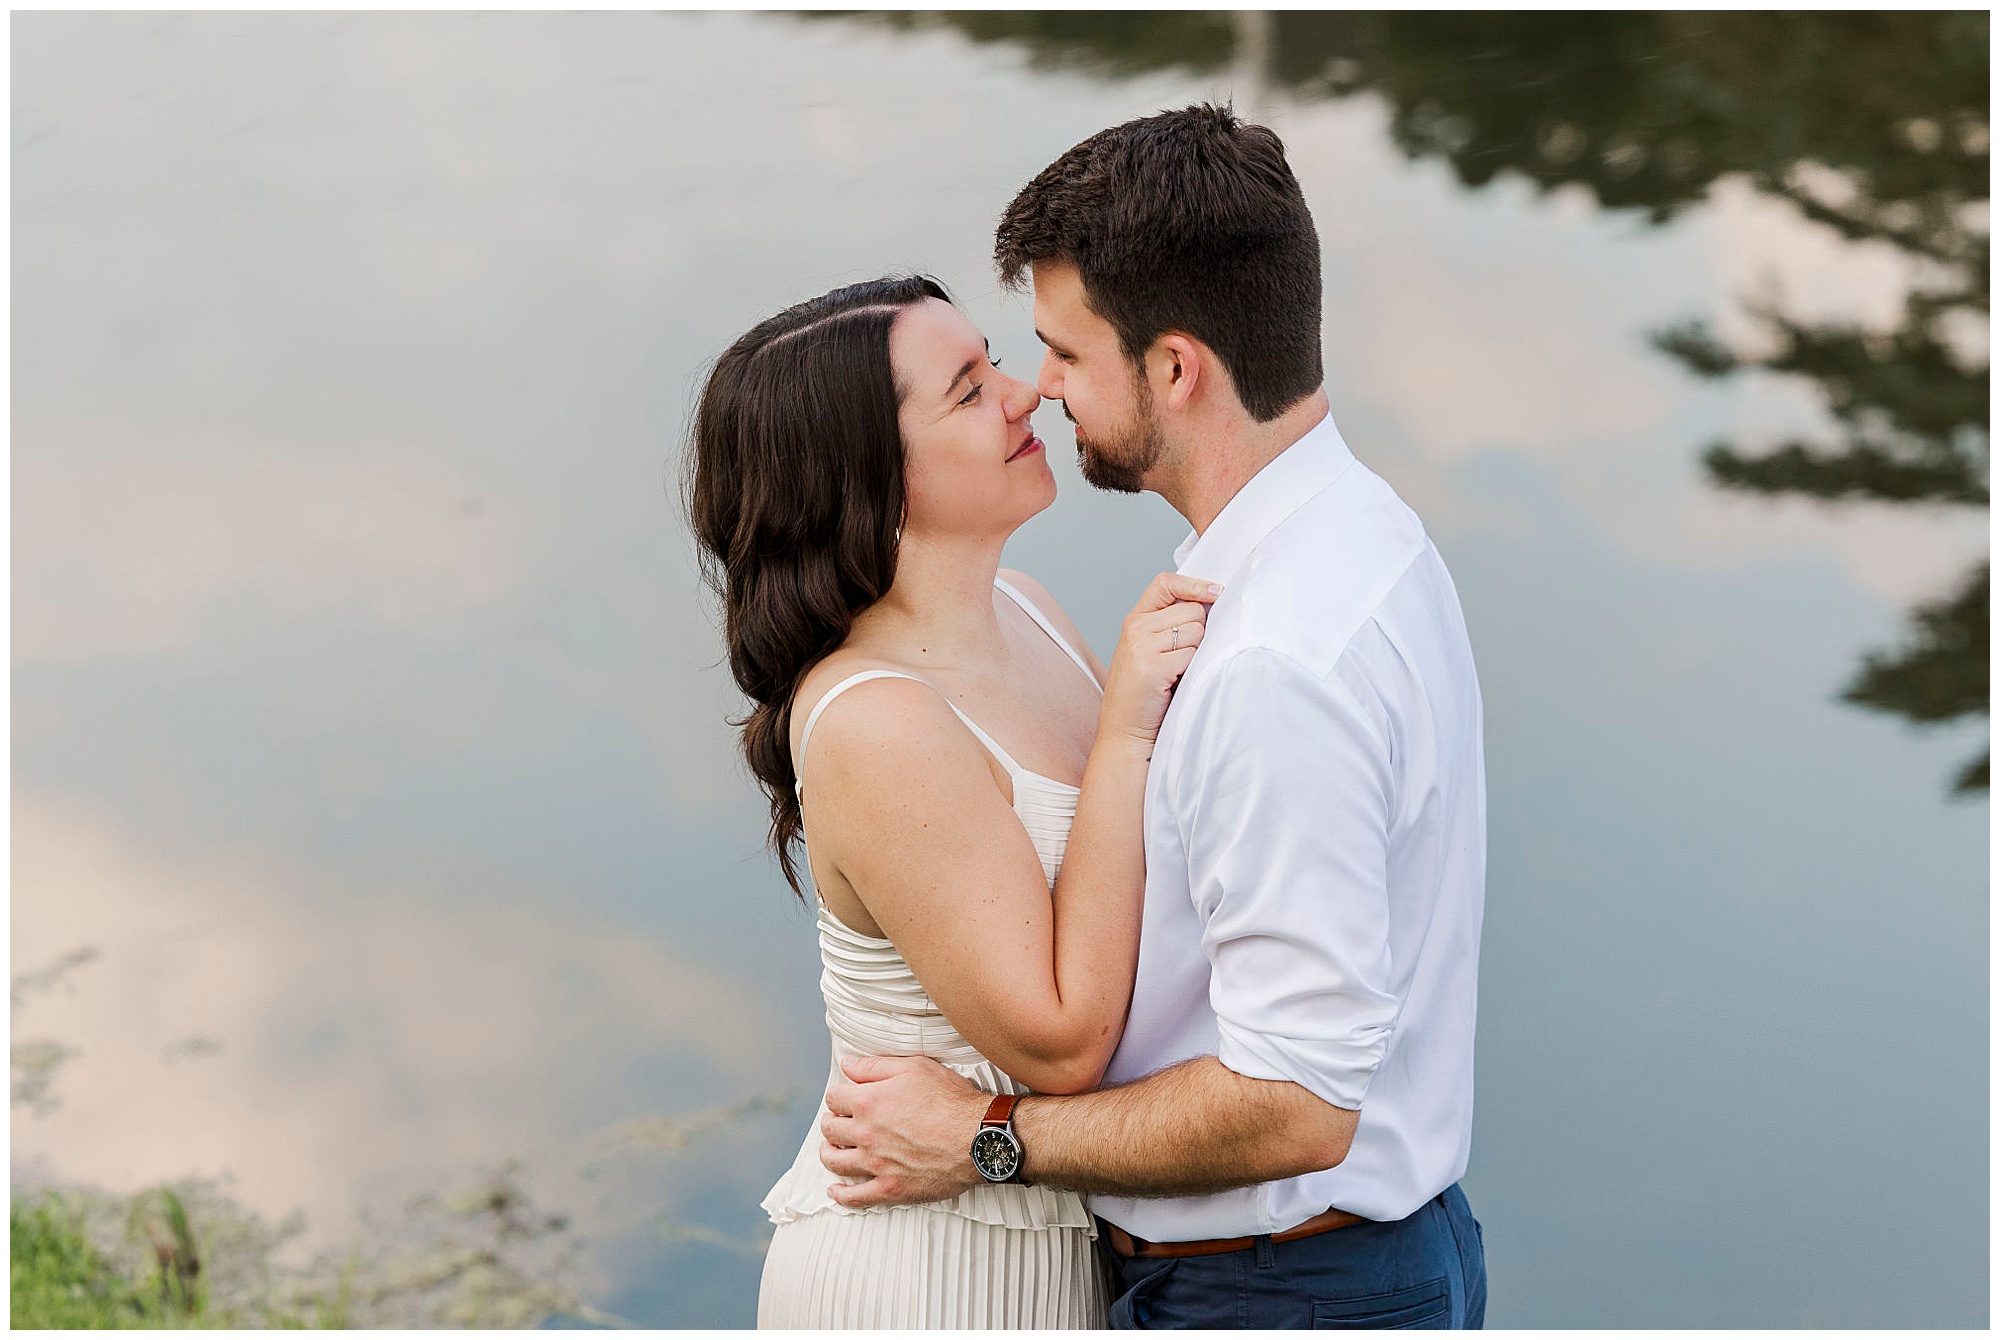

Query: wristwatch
[[968, 1093, 1025, 1184]]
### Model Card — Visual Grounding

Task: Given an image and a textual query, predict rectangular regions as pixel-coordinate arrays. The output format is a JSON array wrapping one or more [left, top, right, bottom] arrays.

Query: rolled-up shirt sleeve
[[1172, 644, 1400, 1112]]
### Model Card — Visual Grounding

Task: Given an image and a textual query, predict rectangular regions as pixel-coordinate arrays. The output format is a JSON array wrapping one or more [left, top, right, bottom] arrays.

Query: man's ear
[[1153, 333, 1203, 413]]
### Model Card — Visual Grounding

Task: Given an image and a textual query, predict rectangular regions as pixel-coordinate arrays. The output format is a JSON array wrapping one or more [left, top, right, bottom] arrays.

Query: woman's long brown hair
[[685, 275, 951, 896]]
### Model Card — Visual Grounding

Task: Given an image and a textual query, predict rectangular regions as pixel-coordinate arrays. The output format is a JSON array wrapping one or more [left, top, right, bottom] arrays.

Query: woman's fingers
[[1127, 598, 1212, 644], [1158, 598, 1213, 630], [1148, 616, 1205, 655], [1103, 579, 1223, 745], [1133, 571, 1224, 615], [1137, 600, 1212, 647]]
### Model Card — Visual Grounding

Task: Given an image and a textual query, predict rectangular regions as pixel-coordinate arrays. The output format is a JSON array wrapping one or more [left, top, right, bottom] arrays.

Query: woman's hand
[[1099, 572, 1222, 750]]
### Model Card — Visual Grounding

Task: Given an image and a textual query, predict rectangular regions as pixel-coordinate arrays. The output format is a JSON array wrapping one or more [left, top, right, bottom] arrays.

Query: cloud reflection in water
[[12, 11, 1986, 1328]]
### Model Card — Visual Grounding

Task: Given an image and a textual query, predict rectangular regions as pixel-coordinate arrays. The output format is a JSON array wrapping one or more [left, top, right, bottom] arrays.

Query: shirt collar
[[1173, 411, 1356, 583]]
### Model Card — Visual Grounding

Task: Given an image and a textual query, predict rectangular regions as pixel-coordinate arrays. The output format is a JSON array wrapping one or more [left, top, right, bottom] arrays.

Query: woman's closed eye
[[958, 358, 1002, 406]]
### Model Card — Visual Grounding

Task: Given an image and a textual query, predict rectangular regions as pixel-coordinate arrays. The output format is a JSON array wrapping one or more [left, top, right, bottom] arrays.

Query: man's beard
[[1070, 373, 1164, 495]]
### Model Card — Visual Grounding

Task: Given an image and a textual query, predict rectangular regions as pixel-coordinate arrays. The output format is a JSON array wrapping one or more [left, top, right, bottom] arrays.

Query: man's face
[[1029, 261, 1164, 494]]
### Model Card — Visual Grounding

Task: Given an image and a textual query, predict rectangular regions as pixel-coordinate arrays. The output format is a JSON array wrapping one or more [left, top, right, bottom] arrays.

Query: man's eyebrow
[[1033, 327, 1070, 355]]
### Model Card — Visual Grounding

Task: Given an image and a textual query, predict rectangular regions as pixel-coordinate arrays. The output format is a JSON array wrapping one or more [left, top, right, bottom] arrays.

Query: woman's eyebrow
[[942, 339, 993, 399]]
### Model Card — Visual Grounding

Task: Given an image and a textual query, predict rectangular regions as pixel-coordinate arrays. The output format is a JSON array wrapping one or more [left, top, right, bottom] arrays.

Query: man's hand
[[819, 1055, 991, 1208]]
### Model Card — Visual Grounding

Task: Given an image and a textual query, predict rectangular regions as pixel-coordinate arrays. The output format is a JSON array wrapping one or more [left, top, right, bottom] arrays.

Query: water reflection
[[823, 10, 1991, 794], [12, 11, 1987, 1329]]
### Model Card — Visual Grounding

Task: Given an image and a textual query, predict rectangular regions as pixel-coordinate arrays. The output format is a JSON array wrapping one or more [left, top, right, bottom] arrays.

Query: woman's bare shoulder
[[788, 648, 948, 767]]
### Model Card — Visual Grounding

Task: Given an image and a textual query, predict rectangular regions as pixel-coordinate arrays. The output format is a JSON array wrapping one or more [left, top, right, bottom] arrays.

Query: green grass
[[11, 1195, 199, 1329], [12, 946, 636, 1329], [9, 1170, 602, 1329]]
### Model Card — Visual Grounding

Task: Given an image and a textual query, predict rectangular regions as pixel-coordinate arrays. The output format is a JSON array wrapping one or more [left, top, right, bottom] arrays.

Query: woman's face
[[890, 298, 1053, 543]]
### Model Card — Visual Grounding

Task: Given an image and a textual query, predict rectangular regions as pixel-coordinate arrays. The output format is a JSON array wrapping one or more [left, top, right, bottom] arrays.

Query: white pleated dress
[[757, 579, 1112, 1330]]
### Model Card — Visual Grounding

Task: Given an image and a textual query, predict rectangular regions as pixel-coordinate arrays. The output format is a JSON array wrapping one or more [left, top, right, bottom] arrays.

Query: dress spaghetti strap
[[793, 669, 1025, 799], [792, 577, 1093, 799], [795, 670, 923, 795], [994, 576, 1102, 690]]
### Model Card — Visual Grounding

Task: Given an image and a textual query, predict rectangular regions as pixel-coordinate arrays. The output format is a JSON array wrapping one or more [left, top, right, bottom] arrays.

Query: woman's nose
[[1005, 372, 1042, 420]]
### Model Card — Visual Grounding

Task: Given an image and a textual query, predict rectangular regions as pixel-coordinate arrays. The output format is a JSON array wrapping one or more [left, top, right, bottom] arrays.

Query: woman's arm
[[805, 572, 1216, 1095]]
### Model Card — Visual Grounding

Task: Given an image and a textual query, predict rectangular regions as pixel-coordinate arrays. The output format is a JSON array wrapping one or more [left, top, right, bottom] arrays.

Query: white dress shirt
[[1088, 411, 1487, 1238]]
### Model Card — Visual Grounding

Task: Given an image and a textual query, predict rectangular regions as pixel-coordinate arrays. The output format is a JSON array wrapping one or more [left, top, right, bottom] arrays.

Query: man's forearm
[[1013, 1056, 1358, 1198]]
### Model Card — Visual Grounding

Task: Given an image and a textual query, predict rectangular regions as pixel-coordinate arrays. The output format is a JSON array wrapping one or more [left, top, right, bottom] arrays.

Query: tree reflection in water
[[814, 10, 1990, 795]]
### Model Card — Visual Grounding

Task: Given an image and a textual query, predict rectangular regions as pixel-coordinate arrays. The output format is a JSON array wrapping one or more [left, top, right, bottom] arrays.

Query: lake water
[[12, 12, 1987, 1328]]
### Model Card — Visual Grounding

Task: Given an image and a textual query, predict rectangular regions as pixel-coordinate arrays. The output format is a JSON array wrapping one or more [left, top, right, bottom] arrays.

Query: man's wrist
[[950, 1085, 994, 1192], [968, 1092, 1030, 1185], [1010, 1094, 1048, 1186]]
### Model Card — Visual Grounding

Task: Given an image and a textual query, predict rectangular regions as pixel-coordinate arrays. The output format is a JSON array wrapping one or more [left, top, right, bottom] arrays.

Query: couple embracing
[[688, 105, 1488, 1330]]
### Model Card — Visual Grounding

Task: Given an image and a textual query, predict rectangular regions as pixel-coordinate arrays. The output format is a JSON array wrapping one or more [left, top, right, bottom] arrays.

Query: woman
[[686, 276, 1216, 1328]]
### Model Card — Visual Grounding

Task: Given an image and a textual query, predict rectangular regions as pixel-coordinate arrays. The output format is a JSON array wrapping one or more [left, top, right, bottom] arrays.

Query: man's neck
[[1155, 388, 1331, 536]]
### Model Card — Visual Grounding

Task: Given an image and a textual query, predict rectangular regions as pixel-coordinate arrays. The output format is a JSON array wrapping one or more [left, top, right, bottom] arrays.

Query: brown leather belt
[[1101, 1206, 1367, 1259]]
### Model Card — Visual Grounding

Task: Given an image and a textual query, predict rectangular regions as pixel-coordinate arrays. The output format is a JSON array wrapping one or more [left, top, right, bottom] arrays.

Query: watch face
[[969, 1126, 1021, 1183]]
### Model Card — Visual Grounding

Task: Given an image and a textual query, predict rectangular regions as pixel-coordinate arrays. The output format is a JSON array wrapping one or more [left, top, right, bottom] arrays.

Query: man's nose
[[1037, 350, 1064, 401]]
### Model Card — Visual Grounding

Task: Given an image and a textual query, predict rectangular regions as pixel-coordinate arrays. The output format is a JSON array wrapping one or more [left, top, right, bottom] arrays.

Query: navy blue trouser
[[1102, 1183, 1486, 1329]]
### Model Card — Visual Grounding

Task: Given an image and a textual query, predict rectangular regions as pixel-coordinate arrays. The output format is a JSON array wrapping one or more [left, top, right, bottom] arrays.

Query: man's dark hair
[[994, 103, 1322, 422]]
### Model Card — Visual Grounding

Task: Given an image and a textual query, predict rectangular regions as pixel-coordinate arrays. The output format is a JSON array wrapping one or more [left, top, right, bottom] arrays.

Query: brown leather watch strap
[[981, 1093, 1019, 1128]]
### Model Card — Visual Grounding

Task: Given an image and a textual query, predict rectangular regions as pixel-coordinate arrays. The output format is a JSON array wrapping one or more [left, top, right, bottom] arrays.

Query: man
[[820, 104, 1489, 1329]]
